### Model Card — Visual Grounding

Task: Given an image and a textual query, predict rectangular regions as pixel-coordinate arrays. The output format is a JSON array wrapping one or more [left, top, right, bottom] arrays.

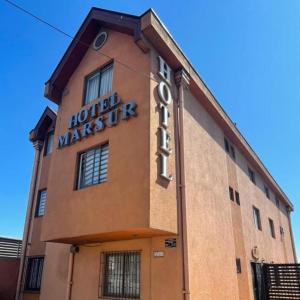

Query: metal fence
[[0, 237, 22, 258], [264, 263, 300, 300]]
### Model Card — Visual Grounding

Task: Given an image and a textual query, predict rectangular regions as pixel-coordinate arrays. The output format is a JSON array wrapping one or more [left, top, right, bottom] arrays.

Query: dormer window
[[84, 63, 113, 105]]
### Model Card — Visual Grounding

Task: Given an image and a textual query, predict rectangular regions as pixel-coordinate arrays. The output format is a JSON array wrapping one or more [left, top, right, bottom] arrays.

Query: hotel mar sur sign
[[57, 92, 137, 148], [57, 55, 172, 183]]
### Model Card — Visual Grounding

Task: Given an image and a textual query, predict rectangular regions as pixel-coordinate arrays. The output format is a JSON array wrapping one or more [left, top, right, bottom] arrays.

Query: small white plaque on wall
[[153, 251, 165, 258]]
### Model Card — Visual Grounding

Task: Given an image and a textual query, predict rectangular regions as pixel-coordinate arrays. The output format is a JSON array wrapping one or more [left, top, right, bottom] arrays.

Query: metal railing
[[264, 263, 300, 300]]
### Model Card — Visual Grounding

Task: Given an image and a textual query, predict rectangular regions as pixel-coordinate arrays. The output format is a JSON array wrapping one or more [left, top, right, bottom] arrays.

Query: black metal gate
[[263, 263, 300, 300]]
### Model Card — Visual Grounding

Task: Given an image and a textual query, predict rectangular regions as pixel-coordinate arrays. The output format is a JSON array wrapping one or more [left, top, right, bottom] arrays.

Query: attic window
[[93, 32, 107, 50]]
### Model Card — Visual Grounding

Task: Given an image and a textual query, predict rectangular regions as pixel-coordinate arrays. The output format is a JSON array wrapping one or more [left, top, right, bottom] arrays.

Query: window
[[253, 206, 262, 230], [264, 186, 270, 199], [101, 251, 140, 299], [35, 189, 47, 217], [235, 191, 240, 205], [224, 138, 230, 153], [236, 258, 242, 274], [248, 167, 256, 184], [276, 197, 280, 208], [280, 226, 284, 241], [44, 132, 54, 156], [229, 186, 234, 201], [93, 31, 107, 50], [230, 145, 236, 160], [224, 137, 236, 160], [25, 257, 44, 291], [269, 218, 275, 238], [77, 143, 108, 189], [84, 64, 113, 105]]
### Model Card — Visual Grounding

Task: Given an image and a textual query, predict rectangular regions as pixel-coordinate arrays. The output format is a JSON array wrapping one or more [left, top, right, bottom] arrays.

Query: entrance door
[[251, 262, 266, 300]]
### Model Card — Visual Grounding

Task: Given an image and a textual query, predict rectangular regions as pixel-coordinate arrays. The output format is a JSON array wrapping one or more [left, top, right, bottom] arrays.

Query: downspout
[[66, 245, 79, 300], [15, 140, 43, 300], [175, 69, 190, 300], [287, 208, 298, 263]]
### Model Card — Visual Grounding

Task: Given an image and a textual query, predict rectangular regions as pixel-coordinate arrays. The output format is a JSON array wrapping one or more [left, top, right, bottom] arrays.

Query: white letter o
[[158, 81, 172, 106]]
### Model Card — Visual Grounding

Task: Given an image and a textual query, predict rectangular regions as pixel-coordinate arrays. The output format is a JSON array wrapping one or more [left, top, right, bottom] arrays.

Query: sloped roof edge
[[140, 9, 294, 210], [44, 7, 142, 104], [29, 107, 57, 143], [42, 7, 293, 209]]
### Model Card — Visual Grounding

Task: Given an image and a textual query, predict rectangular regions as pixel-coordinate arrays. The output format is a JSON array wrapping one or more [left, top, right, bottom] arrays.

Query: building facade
[[16, 8, 297, 300]]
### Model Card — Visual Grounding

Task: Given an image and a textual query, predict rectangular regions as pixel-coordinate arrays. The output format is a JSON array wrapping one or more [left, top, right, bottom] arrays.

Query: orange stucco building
[[16, 7, 297, 300]]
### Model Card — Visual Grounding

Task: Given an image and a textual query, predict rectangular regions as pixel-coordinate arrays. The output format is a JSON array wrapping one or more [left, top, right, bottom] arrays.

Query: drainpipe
[[66, 245, 79, 300], [287, 208, 298, 263], [15, 140, 43, 300], [175, 69, 190, 300]]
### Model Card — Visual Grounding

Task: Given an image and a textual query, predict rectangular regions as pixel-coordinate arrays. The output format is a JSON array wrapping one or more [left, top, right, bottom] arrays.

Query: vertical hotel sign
[[157, 56, 173, 181]]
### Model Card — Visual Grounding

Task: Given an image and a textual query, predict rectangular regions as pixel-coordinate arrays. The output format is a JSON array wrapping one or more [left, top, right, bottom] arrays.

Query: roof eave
[[45, 7, 142, 104], [29, 107, 57, 143]]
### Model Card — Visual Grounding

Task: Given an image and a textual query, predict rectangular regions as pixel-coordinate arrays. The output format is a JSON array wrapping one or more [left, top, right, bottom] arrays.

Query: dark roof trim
[[29, 107, 57, 143], [45, 7, 142, 104]]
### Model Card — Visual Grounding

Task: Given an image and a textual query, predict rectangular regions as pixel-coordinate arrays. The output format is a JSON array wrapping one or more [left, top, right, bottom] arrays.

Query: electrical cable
[[2, 0, 159, 84]]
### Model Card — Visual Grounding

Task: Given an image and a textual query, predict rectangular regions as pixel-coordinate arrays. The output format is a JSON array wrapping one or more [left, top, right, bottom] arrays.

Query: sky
[[0, 0, 299, 257]]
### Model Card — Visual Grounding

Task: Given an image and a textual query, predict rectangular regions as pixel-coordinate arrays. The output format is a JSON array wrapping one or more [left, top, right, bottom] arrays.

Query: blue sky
[[0, 0, 299, 257]]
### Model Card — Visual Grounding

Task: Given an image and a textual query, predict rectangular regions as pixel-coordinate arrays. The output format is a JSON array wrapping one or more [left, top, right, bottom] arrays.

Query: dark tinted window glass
[[269, 218, 276, 238], [224, 138, 230, 153], [236, 258, 242, 273], [229, 186, 234, 201], [248, 167, 256, 184], [25, 257, 44, 291], [102, 252, 140, 299], [235, 191, 240, 205]]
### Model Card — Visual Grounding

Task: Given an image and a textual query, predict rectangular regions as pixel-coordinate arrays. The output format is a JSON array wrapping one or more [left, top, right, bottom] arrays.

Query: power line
[[3, 0, 159, 84], [3, 0, 74, 39]]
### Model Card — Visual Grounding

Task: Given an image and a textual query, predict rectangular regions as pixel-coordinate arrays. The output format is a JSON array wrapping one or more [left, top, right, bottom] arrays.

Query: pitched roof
[[44, 7, 293, 209], [29, 106, 56, 142], [44, 8, 142, 104]]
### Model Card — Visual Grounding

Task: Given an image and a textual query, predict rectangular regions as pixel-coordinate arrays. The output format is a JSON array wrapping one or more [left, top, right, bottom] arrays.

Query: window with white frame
[[77, 143, 109, 189], [35, 189, 47, 217], [84, 63, 113, 105], [44, 132, 54, 156]]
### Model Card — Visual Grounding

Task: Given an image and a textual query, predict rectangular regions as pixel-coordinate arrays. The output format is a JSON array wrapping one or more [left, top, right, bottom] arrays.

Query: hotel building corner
[[16, 7, 297, 300]]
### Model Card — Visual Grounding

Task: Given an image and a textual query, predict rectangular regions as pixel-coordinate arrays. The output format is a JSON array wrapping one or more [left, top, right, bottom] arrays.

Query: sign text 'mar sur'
[[57, 92, 137, 149]]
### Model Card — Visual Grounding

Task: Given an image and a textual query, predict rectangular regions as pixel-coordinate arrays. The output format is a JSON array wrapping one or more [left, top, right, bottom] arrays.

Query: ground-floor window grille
[[25, 257, 44, 291], [100, 251, 140, 299]]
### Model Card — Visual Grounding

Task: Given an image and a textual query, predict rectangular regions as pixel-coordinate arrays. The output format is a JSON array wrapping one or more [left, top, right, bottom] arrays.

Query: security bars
[[77, 143, 108, 189], [25, 257, 44, 291], [100, 251, 140, 299], [36, 189, 47, 217]]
